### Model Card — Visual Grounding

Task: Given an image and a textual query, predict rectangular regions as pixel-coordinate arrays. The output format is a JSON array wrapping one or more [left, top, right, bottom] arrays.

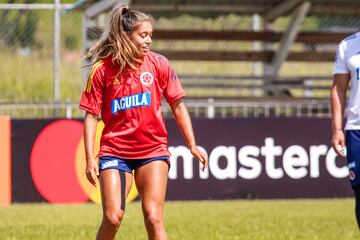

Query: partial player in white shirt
[[331, 31, 360, 229]]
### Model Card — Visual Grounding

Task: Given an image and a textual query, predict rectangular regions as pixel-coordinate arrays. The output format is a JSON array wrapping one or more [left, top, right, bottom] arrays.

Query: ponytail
[[86, 5, 153, 73]]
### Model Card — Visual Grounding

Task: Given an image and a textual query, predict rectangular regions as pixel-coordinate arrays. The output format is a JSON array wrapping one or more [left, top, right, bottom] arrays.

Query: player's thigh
[[134, 160, 169, 206], [99, 169, 133, 211], [346, 130, 360, 186]]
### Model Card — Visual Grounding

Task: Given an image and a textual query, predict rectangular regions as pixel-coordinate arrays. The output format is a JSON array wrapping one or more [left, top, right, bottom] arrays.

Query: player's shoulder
[[147, 51, 171, 65], [90, 58, 106, 72], [343, 32, 359, 42], [339, 32, 360, 46], [91, 56, 118, 78], [337, 32, 359, 53]]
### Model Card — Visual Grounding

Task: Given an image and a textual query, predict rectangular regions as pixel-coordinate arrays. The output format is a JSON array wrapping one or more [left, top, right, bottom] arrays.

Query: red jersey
[[79, 52, 185, 159]]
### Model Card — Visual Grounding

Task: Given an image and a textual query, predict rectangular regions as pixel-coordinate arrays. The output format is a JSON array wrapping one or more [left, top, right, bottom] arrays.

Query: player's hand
[[331, 129, 346, 157], [190, 146, 208, 171], [86, 158, 99, 187]]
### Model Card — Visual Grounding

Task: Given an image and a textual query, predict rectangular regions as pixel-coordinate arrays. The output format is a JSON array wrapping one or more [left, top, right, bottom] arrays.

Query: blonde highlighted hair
[[86, 5, 153, 72]]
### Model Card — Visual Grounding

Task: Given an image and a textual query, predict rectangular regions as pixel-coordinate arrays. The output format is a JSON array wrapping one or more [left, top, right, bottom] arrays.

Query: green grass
[[0, 11, 336, 103], [0, 9, 339, 103], [0, 50, 83, 102], [0, 12, 335, 103], [0, 50, 335, 103], [0, 199, 358, 240]]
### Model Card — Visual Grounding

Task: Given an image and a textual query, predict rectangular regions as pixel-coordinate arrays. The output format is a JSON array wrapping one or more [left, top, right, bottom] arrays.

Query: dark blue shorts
[[99, 155, 169, 174], [346, 130, 360, 187]]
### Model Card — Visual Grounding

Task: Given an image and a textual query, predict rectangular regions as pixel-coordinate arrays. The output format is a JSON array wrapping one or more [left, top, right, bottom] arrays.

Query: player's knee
[[145, 212, 163, 228], [103, 210, 124, 230]]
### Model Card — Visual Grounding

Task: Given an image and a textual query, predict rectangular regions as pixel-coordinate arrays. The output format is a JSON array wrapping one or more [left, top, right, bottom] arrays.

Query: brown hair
[[86, 5, 154, 72]]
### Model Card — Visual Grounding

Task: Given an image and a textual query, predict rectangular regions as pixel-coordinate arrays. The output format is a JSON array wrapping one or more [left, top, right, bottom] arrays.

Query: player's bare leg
[[135, 160, 168, 240], [97, 169, 133, 240]]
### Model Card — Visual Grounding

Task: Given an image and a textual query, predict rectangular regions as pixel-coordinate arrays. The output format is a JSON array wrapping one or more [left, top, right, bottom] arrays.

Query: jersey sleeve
[[333, 40, 349, 75], [159, 57, 186, 105], [79, 61, 105, 116]]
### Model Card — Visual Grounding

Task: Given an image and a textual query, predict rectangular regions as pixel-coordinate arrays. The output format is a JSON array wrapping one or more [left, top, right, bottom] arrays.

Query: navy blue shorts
[[346, 130, 360, 187], [99, 155, 169, 174]]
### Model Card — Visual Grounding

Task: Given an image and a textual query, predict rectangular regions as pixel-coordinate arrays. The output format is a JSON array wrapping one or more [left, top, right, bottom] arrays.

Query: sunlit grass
[[0, 199, 358, 240]]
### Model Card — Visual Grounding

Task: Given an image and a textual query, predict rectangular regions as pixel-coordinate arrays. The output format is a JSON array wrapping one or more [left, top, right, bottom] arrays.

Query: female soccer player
[[79, 5, 208, 240], [331, 31, 360, 228]]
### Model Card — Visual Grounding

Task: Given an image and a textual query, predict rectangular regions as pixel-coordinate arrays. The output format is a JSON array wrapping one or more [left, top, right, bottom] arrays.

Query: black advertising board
[[9, 118, 352, 203], [166, 118, 352, 200]]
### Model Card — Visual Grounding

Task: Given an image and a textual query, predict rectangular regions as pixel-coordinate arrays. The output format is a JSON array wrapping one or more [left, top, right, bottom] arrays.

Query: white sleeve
[[332, 40, 349, 75]]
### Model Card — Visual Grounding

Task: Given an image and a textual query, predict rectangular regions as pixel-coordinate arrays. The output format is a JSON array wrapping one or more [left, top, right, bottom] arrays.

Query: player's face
[[129, 21, 153, 57]]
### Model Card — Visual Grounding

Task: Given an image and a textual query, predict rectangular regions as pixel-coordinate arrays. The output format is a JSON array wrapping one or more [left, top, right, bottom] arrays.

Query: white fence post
[[207, 98, 215, 119]]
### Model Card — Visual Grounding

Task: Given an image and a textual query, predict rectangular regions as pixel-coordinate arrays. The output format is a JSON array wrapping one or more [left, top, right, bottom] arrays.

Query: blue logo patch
[[111, 92, 151, 114], [356, 68, 360, 80], [348, 161, 356, 169], [100, 160, 118, 170]]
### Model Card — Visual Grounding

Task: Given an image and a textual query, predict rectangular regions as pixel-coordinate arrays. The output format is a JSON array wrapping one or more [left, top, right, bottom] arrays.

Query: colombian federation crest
[[349, 170, 356, 181], [140, 72, 154, 86]]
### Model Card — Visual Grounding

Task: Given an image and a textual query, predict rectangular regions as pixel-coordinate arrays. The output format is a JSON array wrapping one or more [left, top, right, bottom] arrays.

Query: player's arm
[[331, 73, 350, 156], [171, 99, 208, 171], [84, 112, 99, 186]]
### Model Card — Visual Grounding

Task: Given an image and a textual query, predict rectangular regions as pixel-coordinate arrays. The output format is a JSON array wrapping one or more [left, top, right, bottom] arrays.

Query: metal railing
[[0, 98, 330, 119]]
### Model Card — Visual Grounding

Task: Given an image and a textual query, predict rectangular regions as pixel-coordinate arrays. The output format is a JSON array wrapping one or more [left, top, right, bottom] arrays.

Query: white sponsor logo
[[168, 137, 348, 180], [112, 92, 150, 114]]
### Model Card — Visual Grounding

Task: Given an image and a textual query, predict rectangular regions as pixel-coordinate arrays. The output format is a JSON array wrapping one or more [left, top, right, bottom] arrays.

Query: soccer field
[[0, 199, 358, 240]]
